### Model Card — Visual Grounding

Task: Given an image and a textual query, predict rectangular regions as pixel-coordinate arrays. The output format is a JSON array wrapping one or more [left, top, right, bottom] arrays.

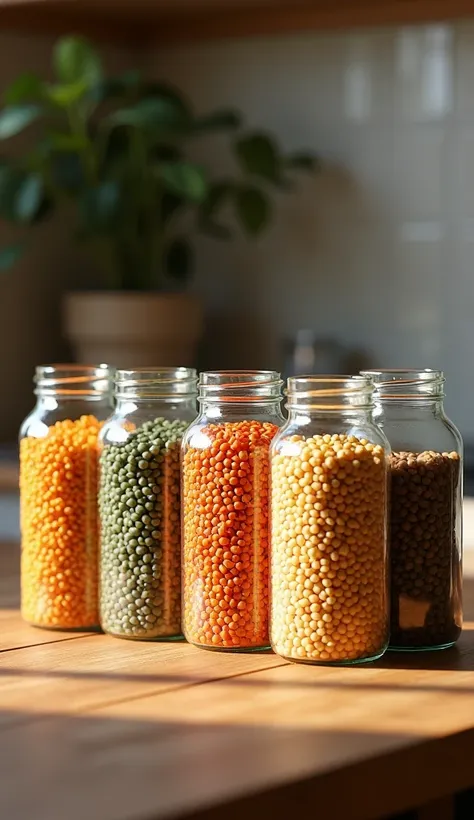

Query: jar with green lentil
[[99, 368, 197, 640], [362, 369, 463, 651], [270, 376, 390, 665], [182, 371, 284, 651]]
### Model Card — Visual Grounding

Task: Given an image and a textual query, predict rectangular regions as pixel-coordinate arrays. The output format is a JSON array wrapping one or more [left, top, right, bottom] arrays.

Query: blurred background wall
[[0, 34, 137, 441], [150, 21, 474, 445], [1, 22, 474, 446]]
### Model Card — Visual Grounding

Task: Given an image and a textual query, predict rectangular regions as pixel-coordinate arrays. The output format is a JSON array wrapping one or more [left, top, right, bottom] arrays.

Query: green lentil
[[99, 417, 189, 639]]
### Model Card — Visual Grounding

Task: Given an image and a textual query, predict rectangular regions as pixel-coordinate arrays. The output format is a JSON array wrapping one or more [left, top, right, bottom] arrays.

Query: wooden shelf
[[1, 0, 474, 45]]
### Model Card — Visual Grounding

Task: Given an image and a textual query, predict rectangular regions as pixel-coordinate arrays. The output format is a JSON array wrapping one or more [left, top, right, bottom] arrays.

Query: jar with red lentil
[[182, 370, 284, 651], [20, 364, 113, 630], [362, 369, 463, 651], [99, 368, 197, 640], [270, 376, 390, 665]]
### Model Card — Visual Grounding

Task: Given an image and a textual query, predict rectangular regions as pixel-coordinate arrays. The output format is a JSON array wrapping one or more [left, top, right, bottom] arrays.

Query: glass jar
[[99, 368, 197, 640], [20, 364, 113, 630], [362, 369, 463, 651], [270, 376, 390, 665], [182, 371, 284, 651]]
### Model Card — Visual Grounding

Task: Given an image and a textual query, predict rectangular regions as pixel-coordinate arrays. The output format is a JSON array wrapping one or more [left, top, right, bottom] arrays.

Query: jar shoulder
[[271, 416, 390, 453], [100, 404, 197, 447], [375, 413, 463, 455], [20, 398, 113, 440], [182, 409, 286, 449]]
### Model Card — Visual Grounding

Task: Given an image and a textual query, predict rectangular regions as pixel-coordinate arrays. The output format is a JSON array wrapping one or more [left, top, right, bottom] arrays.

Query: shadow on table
[[0, 706, 470, 820]]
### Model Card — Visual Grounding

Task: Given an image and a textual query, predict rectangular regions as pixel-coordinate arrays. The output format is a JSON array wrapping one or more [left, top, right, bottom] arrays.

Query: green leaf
[[0, 104, 41, 139], [164, 237, 193, 284], [194, 109, 241, 132], [15, 173, 43, 222], [286, 152, 318, 171], [0, 243, 24, 271], [53, 36, 102, 88], [235, 133, 281, 183], [4, 73, 43, 105], [45, 80, 88, 107], [202, 181, 234, 217], [144, 82, 192, 119], [81, 181, 120, 233], [108, 97, 189, 131], [0, 165, 25, 220], [157, 161, 208, 202], [51, 153, 84, 194], [235, 186, 270, 236], [89, 70, 142, 103], [198, 181, 234, 240], [48, 132, 89, 152]]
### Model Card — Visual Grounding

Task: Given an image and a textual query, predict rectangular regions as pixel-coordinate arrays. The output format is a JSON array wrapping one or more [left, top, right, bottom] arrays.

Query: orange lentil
[[20, 415, 102, 629], [183, 420, 279, 650]]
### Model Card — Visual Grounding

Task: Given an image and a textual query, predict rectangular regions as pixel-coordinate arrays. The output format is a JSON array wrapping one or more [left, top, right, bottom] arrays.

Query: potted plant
[[0, 37, 317, 367]]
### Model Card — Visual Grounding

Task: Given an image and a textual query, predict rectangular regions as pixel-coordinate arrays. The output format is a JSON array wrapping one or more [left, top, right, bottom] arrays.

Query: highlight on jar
[[98, 368, 198, 640], [19, 364, 114, 630], [182, 370, 285, 651], [270, 375, 390, 665], [362, 369, 463, 651]]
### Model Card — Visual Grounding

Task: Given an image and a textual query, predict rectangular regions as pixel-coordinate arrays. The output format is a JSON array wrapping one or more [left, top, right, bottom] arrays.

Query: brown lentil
[[183, 420, 279, 650], [270, 433, 388, 664], [389, 450, 462, 649]]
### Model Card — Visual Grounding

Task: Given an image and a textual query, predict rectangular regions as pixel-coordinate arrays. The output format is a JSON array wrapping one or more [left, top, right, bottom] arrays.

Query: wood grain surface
[[1, 541, 474, 820]]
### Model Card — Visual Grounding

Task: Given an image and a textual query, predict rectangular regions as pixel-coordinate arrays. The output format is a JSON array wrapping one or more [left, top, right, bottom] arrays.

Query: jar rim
[[286, 375, 374, 410], [115, 367, 198, 399], [35, 363, 113, 396], [198, 370, 283, 403], [361, 369, 445, 399]]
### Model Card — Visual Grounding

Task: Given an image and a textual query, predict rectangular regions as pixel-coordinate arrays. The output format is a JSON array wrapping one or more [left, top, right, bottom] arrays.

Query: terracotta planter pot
[[63, 291, 203, 369]]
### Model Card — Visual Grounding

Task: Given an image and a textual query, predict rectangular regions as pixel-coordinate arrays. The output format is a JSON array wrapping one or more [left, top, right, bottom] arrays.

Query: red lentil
[[183, 420, 279, 649]]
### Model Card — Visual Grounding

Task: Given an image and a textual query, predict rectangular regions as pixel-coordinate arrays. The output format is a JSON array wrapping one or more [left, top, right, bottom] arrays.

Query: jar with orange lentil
[[270, 376, 390, 665], [182, 371, 284, 651], [20, 364, 113, 630], [99, 369, 197, 640]]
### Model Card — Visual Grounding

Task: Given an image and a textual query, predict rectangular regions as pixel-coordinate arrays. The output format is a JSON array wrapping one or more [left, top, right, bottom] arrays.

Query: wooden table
[[2, 543, 474, 820]]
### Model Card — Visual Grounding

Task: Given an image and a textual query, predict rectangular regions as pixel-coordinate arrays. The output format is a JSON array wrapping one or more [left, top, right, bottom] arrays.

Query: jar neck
[[114, 367, 197, 402], [34, 364, 113, 401], [199, 399, 284, 421], [116, 396, 197, 415], [287, 406, 376, 423], [198, 370, 283, 420], [373, 397, 445, 419]]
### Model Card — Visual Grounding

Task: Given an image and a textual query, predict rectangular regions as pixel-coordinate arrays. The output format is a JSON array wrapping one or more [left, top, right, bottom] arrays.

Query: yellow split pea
[[270, 433, 388, 663]]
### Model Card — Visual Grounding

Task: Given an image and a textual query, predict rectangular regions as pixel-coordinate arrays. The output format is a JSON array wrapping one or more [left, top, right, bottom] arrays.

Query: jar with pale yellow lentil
[[182, 371, 284, 651], [99, 368, 197, 640], [270, 376, 390, 665], [20, 364, 114, 630], [362, 369, 463, 651]]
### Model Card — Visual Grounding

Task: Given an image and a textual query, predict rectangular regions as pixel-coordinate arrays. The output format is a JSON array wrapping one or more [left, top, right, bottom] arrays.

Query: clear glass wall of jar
[[99, 368, 197, 640], [20, 364, 113, 629], [182, 371, 284, 651], [362, 369, 463, 651], [270, 376, 390, 665]]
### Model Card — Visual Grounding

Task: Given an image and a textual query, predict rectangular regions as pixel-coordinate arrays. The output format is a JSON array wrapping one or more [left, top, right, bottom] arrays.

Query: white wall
[[0, 33, 137, 441], [149, 21, 474, 444]]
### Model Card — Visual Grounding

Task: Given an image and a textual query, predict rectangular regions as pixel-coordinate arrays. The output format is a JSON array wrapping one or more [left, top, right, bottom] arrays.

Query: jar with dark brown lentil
[[362, 369, 463, 651], [182, 371, 285, 651], [99, 368, 197, 640], [270, 376, 390, 665]]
